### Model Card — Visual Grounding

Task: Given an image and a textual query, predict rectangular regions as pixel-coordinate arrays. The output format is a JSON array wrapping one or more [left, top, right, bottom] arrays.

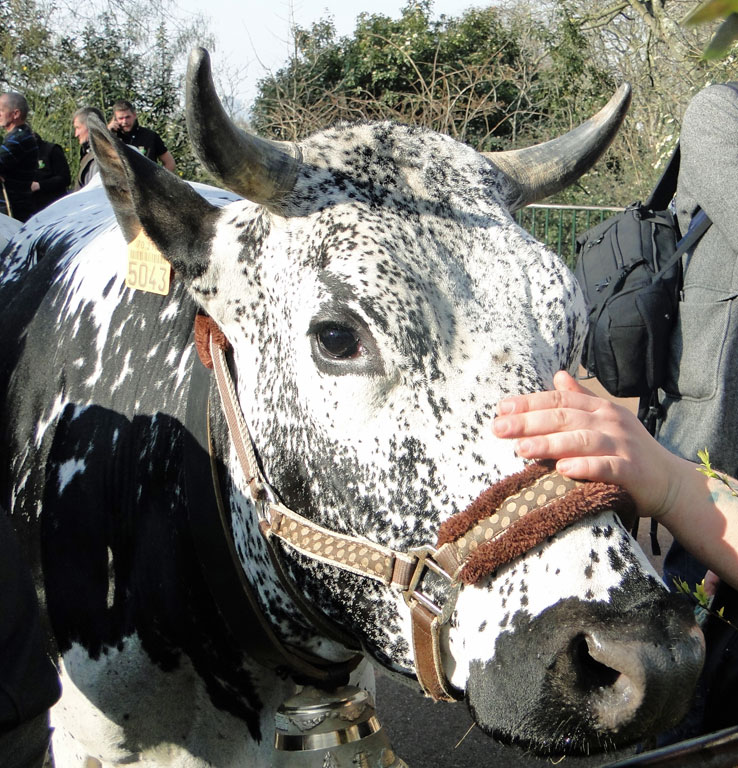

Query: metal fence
[[515, 203, 624, 268]]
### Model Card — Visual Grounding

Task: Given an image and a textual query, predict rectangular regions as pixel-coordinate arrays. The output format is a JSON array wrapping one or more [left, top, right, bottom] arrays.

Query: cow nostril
[[571, 634, 620, 692], [567, 632, 648, 732]]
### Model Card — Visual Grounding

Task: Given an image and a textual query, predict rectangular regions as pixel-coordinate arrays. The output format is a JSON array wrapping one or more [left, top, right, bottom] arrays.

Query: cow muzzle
[[466, 591, 705, 753]]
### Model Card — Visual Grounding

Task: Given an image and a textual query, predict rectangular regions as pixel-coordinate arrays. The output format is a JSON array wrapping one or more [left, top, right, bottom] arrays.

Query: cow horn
[[186, 48, 302, 207], [483, 83, 631, 211]]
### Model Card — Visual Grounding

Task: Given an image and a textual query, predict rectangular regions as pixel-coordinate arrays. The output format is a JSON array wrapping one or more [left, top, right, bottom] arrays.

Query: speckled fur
[[0, 122, 701, 767]]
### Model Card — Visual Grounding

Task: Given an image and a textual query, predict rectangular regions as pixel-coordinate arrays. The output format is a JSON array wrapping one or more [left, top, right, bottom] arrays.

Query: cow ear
[[87, 115, 219, 281]]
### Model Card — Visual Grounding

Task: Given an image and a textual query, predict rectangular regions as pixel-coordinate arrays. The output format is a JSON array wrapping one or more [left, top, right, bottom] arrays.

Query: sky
[[174, 0, 480, 111]]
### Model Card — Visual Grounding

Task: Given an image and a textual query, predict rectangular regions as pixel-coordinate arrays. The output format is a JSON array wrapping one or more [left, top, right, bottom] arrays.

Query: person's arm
[[0, 134, 24, 172], [158, 150, 175, 172], [678, 84, 738, 247], [493, 371, 738, 590]]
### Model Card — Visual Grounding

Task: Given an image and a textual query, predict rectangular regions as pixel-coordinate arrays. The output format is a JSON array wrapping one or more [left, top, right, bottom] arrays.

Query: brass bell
[[273, 685, 409, 767]]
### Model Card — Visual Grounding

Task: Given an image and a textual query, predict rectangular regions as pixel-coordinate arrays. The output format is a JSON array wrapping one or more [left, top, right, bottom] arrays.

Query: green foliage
[[674, 576, 713, 610], [685, 1, 738, 58], [251, 0, 615, 160], [697, 448, 738, 496], [4, 0, 735, 210], [0, 0, 212, 182], [674, 577, 733, 628]]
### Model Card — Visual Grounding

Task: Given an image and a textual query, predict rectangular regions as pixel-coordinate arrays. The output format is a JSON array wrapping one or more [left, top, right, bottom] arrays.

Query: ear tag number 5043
[[126, 230, 171, 296]]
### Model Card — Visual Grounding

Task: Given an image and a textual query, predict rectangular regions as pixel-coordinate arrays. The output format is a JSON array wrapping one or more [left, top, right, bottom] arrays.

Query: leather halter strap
[[185, 330, 362, 685], [195, 315, 635, 701]]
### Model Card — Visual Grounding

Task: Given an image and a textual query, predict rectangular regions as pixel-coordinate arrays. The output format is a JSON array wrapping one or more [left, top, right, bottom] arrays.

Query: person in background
[[72, 107, 104, 190], [0, 92, 38, 222], [657, 82, 738, 593], [0, 506, 61, 768], [107, 99, 175, 171], [30, 133, 71, 214]]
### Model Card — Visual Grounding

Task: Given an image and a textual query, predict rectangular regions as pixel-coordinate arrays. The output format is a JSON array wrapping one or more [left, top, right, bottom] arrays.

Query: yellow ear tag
[[126, 230, 172, 296]]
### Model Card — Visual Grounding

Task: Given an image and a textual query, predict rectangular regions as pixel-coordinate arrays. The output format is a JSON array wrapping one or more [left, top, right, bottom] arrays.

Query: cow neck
[[186, 321, 362, 688], [195, 315, 636, 702]]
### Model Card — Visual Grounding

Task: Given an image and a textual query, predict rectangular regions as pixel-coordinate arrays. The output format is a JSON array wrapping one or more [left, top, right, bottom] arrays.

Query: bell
[[273, 685, 409, 767]]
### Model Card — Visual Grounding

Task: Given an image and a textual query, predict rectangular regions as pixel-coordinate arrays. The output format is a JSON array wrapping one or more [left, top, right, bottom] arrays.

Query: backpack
[[574, 145, 711, 425]]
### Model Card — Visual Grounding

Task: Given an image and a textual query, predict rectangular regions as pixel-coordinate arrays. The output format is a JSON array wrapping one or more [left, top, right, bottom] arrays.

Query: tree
[[553, 0, 737, 201], [252, 2, 627, 203], [252, 0, 738, 206], [0, 0, 218, 181], [252, 1, 615, 152]]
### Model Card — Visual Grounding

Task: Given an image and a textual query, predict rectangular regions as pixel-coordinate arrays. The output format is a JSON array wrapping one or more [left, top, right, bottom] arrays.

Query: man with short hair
[[0, 92, 39, 221], [107, 99, 175, 171]]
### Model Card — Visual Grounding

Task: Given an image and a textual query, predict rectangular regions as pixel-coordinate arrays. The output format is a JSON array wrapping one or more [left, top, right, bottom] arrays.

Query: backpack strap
[[654, 208, 712, 279], [645, 143, 681, 211]]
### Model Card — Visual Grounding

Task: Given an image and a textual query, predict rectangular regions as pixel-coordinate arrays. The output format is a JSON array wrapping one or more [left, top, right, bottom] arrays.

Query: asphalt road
[[375, 669, 639, 768]]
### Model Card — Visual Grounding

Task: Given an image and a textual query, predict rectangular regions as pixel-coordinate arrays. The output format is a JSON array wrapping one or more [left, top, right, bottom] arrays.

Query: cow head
[[87, 49, 703, 755]]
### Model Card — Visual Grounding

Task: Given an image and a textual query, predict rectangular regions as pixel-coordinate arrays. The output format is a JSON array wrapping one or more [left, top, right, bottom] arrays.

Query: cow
[[0, 211, 20, 250], [0, 49, 704, 768]]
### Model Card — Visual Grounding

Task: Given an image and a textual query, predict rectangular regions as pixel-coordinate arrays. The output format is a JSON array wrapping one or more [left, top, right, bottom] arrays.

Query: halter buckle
[[403, 545, 452, 617]]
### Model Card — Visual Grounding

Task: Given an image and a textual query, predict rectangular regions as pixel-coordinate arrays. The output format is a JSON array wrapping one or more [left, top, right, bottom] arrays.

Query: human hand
[[31, 181, 40, 193], [493, 371, 683, 518]]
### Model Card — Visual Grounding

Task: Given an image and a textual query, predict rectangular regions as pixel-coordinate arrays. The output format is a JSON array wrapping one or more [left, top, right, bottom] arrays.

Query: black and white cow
[[0, 50, 703, 767], [0, 212, 19, 250]]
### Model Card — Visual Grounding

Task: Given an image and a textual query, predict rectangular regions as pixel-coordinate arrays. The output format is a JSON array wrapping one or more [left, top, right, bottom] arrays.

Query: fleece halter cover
[[436, 461, 637, 585]]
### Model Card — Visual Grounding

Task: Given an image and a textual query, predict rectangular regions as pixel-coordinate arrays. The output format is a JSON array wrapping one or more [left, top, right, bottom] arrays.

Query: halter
[[194, 315, 635, 701]]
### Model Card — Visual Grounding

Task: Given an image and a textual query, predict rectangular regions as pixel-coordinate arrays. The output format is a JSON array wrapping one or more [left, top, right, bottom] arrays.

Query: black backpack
[[574, 144, 711, 429]]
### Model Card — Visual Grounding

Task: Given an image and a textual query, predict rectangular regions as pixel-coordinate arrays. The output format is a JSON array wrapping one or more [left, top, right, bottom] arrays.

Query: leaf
[[694, 580, 710, 607], [703, 13, 738, 59], [685, 0, 738, 26]]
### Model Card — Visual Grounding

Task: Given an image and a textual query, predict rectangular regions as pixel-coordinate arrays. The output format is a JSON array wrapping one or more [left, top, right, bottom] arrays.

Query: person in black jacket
[[0, 92, 38, 222], [30, 134, 70, 215], [0, 506, 61, 767], [107, 99, 176, 171]]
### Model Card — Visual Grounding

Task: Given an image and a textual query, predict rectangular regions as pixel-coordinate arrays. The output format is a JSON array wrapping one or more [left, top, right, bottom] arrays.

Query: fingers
[[497, 372, 599, 417], [552, 370, 591, 395], [496, 388, 600, 419], [513, 427, 609, 459], [492, 370, 637, 486], [493, 399, 621, 446], [491, 371, 678, 518], [554, 455, 625, 485]]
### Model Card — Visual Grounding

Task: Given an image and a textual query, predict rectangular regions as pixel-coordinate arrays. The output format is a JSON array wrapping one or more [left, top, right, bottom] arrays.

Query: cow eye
[[317, 324, 361, 359]]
